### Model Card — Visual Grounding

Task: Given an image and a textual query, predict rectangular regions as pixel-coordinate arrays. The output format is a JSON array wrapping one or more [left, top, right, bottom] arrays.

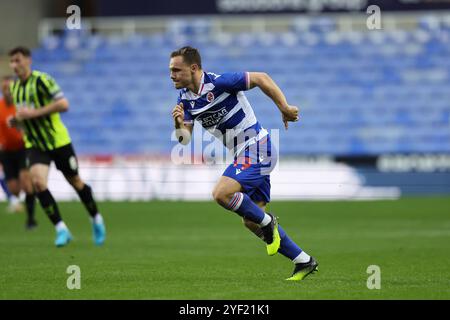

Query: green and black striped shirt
[[10, 70, 71, 151]]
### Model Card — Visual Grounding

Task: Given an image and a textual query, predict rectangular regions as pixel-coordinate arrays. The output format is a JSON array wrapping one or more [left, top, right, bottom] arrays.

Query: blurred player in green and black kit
[[8, 46, 106, 247]]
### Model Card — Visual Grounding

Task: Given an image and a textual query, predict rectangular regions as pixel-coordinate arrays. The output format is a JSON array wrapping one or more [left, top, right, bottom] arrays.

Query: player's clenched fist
[[281, 105, 299, 130], [172, 102, 184, 127]]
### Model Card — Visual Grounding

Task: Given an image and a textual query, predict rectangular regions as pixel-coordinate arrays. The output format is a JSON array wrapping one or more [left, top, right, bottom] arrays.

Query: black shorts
[[26, 143, 79, 177], [0, 149, 27, 180]]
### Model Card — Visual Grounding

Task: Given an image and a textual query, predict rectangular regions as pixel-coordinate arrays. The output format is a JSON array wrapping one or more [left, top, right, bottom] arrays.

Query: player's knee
[[24, 184, 34, 194], [32, 178, 47, 192], [212, 189, 222, 204], [212, 188, 232, 207]]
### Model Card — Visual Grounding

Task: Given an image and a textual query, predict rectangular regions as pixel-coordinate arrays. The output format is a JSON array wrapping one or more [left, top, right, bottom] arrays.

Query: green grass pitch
[[0, 197, 449, 299]]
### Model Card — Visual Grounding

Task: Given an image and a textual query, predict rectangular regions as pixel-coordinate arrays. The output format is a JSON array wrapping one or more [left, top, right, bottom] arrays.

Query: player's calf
[[65, 174, 84, 191], [243, 218, 265, 241], [227, 193, 280, 255], [29, 164, 50, 191], [212, 176, 240, 208]]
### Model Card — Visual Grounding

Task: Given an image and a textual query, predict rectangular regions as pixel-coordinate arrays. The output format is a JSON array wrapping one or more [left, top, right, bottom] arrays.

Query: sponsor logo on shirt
[[200, 107, 228, 128]]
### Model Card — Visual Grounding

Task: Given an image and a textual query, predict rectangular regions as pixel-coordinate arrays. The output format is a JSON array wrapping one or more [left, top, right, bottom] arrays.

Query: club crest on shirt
[[207, 92, 214, 103]]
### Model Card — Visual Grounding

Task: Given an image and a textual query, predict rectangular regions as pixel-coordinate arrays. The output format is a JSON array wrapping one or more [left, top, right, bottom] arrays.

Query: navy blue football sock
[[277, 224, 303, 260], [227, 192, 265, 224]]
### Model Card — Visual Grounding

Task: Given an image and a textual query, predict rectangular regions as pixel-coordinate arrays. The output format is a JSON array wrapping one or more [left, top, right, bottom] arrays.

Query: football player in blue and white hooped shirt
[[170, 46, 318, 280]]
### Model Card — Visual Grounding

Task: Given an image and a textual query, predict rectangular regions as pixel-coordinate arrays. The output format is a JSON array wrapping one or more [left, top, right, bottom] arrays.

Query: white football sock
[[259, 213, 272, 227], [91, 213, 103, 224], [9, 195, 20, 206], [55, 221, 68, 232], [293, 251, 311, 264]]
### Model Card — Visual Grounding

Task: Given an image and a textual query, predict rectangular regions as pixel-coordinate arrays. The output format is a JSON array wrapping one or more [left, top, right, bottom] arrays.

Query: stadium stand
[[31, 15, 450, 156]]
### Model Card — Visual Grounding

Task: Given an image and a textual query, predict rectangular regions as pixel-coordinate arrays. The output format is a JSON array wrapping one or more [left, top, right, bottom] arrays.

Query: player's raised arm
[[248, 72, 299, 130], [172, 102, 193, 145]]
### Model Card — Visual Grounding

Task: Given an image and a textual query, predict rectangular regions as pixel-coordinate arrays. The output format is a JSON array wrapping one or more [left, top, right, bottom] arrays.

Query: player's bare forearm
[[35, 98, 69, 117], [172, 103, 193, 145], [248, 72, 289, 112], [15, 98, 69, 121], [248, 72, 299, 129], [174, 123, 193, 145], [174, 118, 184, 129]]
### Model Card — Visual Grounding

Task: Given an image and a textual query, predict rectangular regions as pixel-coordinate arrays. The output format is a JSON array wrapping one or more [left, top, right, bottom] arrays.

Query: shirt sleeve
[[37, 73, 64, 101], [214, 72, 250, 93], [177, 95, 194, 125]]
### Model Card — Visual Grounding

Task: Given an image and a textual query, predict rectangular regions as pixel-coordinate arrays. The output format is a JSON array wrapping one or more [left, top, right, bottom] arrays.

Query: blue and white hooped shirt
[[177, 71, 268, 156]]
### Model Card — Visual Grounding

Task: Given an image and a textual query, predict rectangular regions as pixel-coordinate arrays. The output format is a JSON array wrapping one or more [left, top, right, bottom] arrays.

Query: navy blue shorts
[[222, 135, 277, 204]]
